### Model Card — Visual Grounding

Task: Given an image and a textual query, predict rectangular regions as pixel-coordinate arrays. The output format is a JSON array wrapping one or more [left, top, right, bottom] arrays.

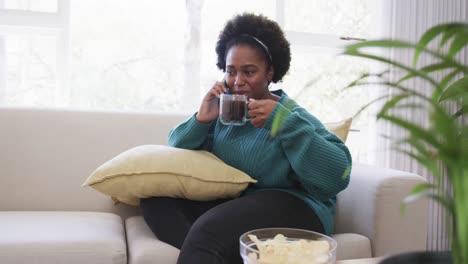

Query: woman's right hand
[[196, 81, 227, 123]]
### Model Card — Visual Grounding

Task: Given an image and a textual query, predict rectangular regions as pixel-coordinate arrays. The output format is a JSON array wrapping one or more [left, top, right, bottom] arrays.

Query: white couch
[[0, 107, 428, 264]]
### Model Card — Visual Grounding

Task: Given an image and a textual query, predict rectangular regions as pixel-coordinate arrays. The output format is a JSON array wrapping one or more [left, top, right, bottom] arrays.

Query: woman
[[141, 13, 352, 264]]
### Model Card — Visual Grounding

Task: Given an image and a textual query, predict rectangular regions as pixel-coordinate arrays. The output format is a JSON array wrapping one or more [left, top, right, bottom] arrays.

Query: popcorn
[[245, 234, 330, 264]]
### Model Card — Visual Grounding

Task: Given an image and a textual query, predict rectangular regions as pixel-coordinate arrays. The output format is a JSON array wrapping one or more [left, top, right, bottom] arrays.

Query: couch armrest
[[335, 163, 428, 257]]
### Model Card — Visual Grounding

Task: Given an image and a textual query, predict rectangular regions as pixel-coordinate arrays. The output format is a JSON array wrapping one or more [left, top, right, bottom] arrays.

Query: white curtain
[[0, 0, 4, 102], [0, 37, 5, 103], [375, 0, 468, 251]]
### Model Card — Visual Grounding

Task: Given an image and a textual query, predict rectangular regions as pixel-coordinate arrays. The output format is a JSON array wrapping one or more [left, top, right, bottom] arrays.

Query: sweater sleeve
[[168, 113, 215, 151], [264, 102, 352, 201]]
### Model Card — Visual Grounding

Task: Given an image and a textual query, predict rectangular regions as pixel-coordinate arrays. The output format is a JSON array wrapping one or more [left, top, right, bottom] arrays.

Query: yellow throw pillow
[[324, 117, 353, 143], [82, 145, 257, 206]]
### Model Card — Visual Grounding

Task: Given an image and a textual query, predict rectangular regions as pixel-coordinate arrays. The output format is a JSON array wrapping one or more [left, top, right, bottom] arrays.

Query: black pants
[[140, 190, 325, 264]]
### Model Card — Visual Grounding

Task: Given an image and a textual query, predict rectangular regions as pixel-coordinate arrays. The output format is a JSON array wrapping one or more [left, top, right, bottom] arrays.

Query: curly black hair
[[215, 13, 291, 83]]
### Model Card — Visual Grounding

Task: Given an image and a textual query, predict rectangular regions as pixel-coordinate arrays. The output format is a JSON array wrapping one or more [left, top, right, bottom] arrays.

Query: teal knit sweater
[[168, 90, 352, 235]]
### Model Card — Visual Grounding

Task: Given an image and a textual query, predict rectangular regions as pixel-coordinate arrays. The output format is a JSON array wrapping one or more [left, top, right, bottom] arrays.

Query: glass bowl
[[239, 228, 337, 264]]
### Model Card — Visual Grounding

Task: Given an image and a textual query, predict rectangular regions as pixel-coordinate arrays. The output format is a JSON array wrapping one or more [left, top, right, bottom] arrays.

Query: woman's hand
[[248, 98, 278, 128], [196, 81, 227, 123]]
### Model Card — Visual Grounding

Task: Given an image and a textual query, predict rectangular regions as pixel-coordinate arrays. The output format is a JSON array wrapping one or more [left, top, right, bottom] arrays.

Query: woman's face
[[225, 44, 273, 100]]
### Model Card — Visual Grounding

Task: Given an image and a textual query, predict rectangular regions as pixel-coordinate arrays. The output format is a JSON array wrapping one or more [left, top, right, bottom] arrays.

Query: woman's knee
[[185, 209, 227, 244], [140, 197, 190, 248], [179, 205, 242, 263]]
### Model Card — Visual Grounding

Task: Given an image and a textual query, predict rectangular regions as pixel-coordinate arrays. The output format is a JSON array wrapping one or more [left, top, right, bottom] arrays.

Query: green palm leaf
[[454, 106, 467, 118], [397, 62, 454, 85], [378, 113, 445, 151], [439, 26, 460, 48], [440, 70, 461, 91], [414, 23, 468, 63], [439, 76, 468, 102], [401, 189, 453, 216], [345, 38, 468, 75], [341, 22, 468, 264], [400, 183, 437, 214], [344, 49, 438, 87], [379, 93, 412, 116], [427, 193, 454, 214], [396, 148, 441, 179], [430, 109, 458, 158], [449, 31, 468, 58], [351, 94, 390, 119], [414, 24, 451, 65]]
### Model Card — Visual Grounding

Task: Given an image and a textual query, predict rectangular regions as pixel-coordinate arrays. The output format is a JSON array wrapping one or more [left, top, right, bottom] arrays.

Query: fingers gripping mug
[[219, 94, 250, 126]]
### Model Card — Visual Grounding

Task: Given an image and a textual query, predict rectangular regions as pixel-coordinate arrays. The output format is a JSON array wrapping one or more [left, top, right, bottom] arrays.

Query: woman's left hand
[[248, 98, 277, 128]]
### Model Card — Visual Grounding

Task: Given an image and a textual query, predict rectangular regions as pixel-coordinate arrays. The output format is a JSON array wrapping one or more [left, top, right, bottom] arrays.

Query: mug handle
[[244, 100, 251, 122]]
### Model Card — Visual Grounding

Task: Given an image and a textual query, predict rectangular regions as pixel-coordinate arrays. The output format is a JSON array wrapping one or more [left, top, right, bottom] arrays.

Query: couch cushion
[[83, 145, 257, 206], [126, 216, 372, 263], [324, 117, 353, 143], [126, 216, 179, 264], [0, 211, 127, 264], [332, 233, 372, 260]]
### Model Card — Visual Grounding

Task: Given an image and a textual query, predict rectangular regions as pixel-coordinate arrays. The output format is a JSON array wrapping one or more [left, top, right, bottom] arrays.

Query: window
[[0, 0, 379, 161], [4, 0, 57, 12], [3, 35, 58, 105], [0, 0, 66, 106], [277, 0, 375, 162], [68, 0, 186, 111]]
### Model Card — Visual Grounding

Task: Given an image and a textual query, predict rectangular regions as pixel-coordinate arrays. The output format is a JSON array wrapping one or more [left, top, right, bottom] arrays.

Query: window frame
[[0, 0, 69, 104], [0, 0, 377, 108]]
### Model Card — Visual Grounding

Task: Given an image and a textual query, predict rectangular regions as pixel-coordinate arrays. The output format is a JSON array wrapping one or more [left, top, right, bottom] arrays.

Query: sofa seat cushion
[[126, 216, 179, 264], [0, 211, 127, 264], [125, 216, 372, 263], [332, 233, 372, 260]]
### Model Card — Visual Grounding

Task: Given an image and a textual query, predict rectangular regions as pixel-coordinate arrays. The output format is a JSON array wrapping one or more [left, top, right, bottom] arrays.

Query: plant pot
[[379, 251, 452, 264]]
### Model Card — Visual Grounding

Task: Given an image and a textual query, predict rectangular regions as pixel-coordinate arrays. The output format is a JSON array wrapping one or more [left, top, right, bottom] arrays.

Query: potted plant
[[342, 23, 468, 264]]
